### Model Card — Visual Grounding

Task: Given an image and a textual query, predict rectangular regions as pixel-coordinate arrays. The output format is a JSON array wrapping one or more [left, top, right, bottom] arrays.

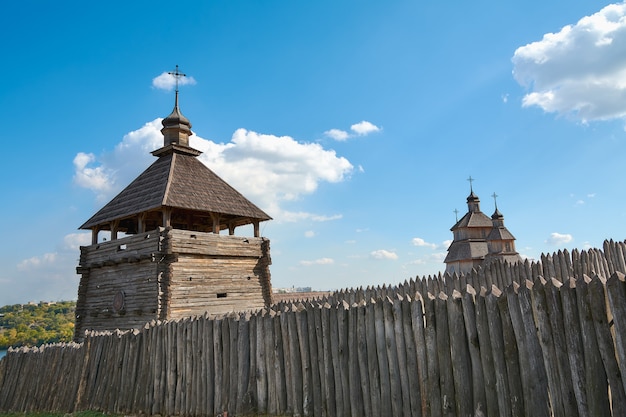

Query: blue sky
[[2, 1, 626, 305]]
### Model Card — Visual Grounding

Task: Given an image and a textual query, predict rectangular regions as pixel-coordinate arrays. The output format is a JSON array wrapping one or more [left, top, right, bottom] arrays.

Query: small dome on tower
[[161, 91, 193, 148]]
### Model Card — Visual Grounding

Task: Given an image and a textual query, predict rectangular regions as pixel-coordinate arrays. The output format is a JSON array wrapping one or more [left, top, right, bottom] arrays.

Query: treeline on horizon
[[0, 301, 76, 349]]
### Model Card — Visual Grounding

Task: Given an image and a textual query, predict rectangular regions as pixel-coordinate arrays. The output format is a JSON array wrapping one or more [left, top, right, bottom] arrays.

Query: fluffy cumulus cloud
[[324, 120, 381, 141], [74, 121, 354, 221], [411, 237, 437, 249], [73, 152, 113, 196], [152, 72, 197, 91], [73, 120, 163, 201], [512, 2, 626, 123], [546, 232, 574, 246], [370, 249, 398, 260]]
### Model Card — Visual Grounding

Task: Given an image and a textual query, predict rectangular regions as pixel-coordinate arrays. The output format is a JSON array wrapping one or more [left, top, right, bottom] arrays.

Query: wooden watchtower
[[74, 85, 272, 340]]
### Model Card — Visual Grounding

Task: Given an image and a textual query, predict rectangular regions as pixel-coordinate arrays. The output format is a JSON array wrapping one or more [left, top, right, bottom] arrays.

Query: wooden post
[[560, 278, 589, 417], [576, 276, 611, 416], [606, 272, 626, 400], [588, 276, 626, 414], [485, 288, 512, 417], [461, 286, 487, 416]]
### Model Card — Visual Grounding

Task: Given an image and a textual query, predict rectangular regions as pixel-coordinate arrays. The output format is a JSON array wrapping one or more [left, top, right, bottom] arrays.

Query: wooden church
[[74, 82, 272, 340], [444, 182, 521, 275]]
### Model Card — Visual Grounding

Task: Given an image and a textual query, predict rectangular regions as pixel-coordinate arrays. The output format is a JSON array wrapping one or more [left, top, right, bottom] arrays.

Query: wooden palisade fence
[[1, 239, 626, 416]]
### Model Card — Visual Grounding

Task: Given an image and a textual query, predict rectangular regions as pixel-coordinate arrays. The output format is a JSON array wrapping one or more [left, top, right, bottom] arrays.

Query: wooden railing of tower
[[2, 239, 626, 417]]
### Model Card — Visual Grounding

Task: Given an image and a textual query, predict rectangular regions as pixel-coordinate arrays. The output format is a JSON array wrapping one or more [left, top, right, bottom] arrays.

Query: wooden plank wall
[[164, 229, 271, 318], [3, 239, 626, 417], [75, 231, 162, 339]]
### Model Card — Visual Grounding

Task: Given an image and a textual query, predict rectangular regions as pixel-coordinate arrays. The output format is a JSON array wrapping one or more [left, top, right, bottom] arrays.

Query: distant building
[[74, 76, 272, 340], [444, 186, 521, 275]]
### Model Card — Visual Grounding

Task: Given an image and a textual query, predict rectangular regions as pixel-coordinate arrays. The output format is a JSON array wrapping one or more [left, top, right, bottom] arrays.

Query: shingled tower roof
[[80, 89, 271, 238]]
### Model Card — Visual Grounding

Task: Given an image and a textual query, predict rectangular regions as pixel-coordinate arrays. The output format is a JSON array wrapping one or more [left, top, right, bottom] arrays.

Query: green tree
[[0, 301, 76, 349]]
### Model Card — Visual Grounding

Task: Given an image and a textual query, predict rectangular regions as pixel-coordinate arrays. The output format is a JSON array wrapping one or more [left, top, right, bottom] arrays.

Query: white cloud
[[546, 232, 573, 246], [351, 120, 381, 136], [370, 249, 398, 260], [73, 152, 113, 197], [74, 121, 354, 221], [63, 233, 92, 251], [152, 71, 197, 91], [512, 3, 626, 123], [324, 120, 381, 141], [304, 230, 315, 238], [300, 258, 335, 266], [73, 120, 163, 201], [17, 253, 57, 271], [411, 237, 437, 249], [324, 128, 350, 141]]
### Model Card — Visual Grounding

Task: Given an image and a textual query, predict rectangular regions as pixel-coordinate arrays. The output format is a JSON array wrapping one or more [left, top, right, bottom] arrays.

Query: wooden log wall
[[75, 230, 163, 339], [2, 239, 626, 417], [165, 229, 271, 319]]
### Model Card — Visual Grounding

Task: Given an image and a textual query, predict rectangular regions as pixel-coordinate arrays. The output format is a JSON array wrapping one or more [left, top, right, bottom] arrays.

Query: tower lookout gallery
[[74, 82, 272, 340]]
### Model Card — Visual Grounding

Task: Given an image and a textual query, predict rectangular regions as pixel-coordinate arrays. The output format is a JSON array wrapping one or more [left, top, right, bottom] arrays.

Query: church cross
[[467, 176, 475, 192], [453, 208, 459, 222], [168, 65, 187, 93], [492, 192, 499, 209]]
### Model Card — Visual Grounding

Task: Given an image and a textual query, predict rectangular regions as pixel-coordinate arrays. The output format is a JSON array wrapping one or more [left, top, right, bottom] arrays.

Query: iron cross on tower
[[492, 192, 499, 209], [168, 65, 187, 92], [467, 175, 475, 192]]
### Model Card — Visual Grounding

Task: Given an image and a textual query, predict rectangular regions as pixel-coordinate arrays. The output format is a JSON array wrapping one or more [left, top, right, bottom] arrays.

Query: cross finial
[[492, 192, 498, 209], [467, 176, 475, 192], [168, 65, 187, 93], [453, 208, 459, 222]]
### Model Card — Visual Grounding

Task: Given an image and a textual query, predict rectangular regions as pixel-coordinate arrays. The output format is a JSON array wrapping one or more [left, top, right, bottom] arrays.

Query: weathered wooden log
[[497, 288, 524, 417], [338, 301, 351, 417], [364, 300, 381, 417], [235, 313, 250, 415], [461, 286, 486, 416], [374, 298, 392, 416], [348, 302, 364, 417], [220, 317, 231, 413], [356, 301, 373, 417], [435, 293, 455, 417], [401, 296, 421, 417], [411, 292, 429, 417], [274, 311, 288, 415], [484, 289, 512, 417], [561, 278, 590, 417], [213, 319, 224, 415], [329, 303, 344, 417], [289, 305, 304, 417], [320, 303, 337, 416], [531, 277, 566, 417], [392, 296, 411, 417], [308, 304, 323, 417], [474, 288, 498, 417], [383, 296, 404, 416], [576, 276, 610, 416], [516, 282, 550, 417], [588, 275, 626, 415], [263, 311, 277, 415], [256, 311, 269, 414], [606, 272, 626, 398], [296, 304, 313, 416], [447, 290, 472, 417], [424, 293, 443, 417]]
